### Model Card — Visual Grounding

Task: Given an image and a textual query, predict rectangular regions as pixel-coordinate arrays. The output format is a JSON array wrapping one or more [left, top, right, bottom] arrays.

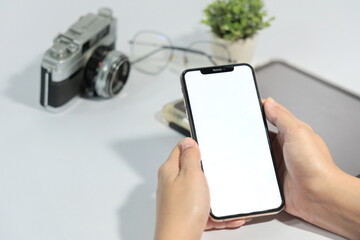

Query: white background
[[1, 0, 358, 239]]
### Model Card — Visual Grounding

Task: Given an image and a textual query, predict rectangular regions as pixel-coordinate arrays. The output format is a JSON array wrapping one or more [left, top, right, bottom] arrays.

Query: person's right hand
[[264, 98, 360, 239]]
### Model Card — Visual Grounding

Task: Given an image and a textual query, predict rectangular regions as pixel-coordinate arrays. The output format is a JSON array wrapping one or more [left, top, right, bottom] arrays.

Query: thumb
[[179, 138, 202, 173], [264, 97, 300, 135]]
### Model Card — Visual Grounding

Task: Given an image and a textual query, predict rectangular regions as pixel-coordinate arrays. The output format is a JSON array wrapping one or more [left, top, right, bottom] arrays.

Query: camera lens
[[108, 56, 130, 96], [85, 46, 130, 98]]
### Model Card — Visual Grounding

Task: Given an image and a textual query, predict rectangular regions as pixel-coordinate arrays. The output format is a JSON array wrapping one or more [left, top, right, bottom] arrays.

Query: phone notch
[[200, 66, 234, 74]]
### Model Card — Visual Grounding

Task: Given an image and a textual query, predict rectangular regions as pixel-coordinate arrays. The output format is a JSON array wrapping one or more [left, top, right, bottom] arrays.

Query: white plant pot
[[211, 34, 257, 64]]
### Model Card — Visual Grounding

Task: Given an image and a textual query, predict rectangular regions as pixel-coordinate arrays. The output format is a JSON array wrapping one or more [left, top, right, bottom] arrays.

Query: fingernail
[[267, 97, 277, 105], [181, 138, 196, 151]]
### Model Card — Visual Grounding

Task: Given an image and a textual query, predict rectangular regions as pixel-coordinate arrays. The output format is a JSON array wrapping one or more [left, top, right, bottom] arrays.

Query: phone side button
[[185, 108, 189, 120], [182, 98, 187, 108]]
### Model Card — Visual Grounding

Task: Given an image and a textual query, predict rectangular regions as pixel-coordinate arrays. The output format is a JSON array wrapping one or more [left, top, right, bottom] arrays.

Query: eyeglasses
[[129, 30, 236, 75]]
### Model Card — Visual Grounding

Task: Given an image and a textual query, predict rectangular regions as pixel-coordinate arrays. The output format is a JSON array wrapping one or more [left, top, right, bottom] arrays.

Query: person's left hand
[[155, 138, 245, 240]]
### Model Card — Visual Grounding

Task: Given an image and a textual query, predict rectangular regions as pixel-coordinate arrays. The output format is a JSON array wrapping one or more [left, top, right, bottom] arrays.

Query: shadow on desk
[[112, 134, 182, 240], [6, 55, 43, 111]]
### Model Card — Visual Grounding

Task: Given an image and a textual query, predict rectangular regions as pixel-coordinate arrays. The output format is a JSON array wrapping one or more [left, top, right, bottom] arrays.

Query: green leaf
[[202, 0, 274, 41]]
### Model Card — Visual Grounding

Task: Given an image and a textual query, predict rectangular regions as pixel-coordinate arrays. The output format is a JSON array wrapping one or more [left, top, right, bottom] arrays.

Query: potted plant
[[202, 0, 274, 63]]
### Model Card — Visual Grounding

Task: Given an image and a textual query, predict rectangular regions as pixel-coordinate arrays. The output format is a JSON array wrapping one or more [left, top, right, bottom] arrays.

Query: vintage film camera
[[40, 8, 130, 109]]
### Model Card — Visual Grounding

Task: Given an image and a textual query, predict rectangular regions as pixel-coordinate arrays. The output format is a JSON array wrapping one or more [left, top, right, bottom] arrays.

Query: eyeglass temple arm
[[178, 47, 216, 65], [172, 46, 232, 65], [129, 41, 232, 65], [129, 41, 175, 64]]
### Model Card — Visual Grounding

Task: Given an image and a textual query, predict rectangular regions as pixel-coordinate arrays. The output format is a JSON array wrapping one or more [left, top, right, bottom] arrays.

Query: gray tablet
[[256, 60, 360, 177], [163, 60, 360, 176]]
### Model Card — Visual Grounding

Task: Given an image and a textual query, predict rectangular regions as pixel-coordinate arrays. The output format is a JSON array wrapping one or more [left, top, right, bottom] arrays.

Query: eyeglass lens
[[131, 31, 233, 74], [131, 31, 173, 75]]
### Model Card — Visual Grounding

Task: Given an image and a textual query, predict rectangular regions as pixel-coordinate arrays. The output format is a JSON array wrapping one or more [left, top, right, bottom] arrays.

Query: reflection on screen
[[184, 65, 282, 218]]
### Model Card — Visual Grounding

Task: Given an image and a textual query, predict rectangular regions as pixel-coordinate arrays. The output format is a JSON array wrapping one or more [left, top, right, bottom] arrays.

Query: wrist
[[302, 166, 343, 222], [155, 218, 204, 240], [302, 168, 360, 239]]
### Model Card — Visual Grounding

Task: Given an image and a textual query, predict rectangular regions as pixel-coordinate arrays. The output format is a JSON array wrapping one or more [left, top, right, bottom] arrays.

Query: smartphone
[[180, 63, 284, 221]]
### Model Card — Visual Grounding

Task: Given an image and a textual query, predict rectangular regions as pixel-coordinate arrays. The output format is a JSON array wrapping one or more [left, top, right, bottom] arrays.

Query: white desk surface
[[1, 0, 359, 239]]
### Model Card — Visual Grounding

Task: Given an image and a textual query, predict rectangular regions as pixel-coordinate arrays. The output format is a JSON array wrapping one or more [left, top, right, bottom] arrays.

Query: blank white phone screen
[[184, 65, 282, 217]]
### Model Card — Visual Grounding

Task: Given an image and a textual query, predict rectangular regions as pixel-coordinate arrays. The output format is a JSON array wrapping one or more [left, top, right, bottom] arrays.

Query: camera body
[[40, 8, 130, 108]]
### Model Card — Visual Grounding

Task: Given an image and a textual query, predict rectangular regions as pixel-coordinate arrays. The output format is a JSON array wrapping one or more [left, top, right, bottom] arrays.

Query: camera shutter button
[[50, 43, 70, 58]]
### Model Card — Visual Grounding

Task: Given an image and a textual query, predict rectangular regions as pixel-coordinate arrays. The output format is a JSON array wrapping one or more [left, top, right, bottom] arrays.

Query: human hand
[[155, 138, 245, 240], [155, 138, 209, 240], [205, 217, 246, 231], [263, 97, 338, 219], [264, 98, 360, 239]]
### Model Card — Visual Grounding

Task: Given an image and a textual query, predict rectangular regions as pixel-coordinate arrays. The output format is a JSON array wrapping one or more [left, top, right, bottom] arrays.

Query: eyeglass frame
[[128, 30, 236, 75]]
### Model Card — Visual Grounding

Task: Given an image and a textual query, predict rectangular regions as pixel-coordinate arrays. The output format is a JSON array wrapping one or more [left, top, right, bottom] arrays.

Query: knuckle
[[292, 122, 313, 136], [158, 161, 175, 180], [157, 164, 166, 179], [302, 122, 313, 131]]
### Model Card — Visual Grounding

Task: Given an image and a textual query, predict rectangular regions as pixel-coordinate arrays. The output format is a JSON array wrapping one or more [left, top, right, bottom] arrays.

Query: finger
[[225, 219, 246, 229], [264, 97, 300, 135], [205, 218, 225, 230], [271, 135, 285, 179], [268, 131, 277, 143], [158, 140, 182, 179], [179, 137, 202, 174], [165, 143, 181, 165], [205, 217, 245, 230]]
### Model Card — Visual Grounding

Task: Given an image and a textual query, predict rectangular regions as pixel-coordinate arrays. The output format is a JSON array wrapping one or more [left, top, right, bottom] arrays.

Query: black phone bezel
[[180, 63, 285, 221]]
